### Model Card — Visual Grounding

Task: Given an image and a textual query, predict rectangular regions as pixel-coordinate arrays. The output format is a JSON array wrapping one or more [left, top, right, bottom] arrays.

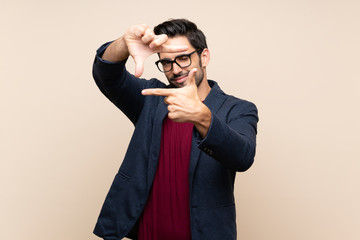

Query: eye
[[176, 56, 189, 62], [160, 60, 171, 67]]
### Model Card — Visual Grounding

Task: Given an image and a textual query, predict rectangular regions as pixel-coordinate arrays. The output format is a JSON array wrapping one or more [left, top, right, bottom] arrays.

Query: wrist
[[102, 36, 129, 62], [193, 104, 211, 138]]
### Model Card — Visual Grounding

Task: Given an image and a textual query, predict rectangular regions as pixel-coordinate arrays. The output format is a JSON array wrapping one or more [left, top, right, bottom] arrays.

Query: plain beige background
[[1, 0, 359, 239]]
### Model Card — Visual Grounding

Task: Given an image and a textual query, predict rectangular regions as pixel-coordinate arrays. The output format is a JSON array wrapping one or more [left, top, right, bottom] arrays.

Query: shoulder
[[207, 80, 258, 114]]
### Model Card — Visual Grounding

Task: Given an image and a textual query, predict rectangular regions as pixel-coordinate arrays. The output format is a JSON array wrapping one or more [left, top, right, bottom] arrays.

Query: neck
[[197, 78, 211, 101]]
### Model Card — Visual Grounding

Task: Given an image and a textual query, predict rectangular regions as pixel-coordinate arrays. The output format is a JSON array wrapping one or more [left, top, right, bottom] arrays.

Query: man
[[93, 19, 258, 240]]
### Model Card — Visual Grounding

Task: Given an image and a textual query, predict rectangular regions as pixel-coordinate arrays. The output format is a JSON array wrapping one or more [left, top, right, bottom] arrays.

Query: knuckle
[[168, 112, 175, 119]]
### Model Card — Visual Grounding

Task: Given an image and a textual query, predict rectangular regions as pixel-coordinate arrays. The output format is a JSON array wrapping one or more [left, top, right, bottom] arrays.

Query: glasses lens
[[175, 55, 191, 68], [157, 60, 172, 72]]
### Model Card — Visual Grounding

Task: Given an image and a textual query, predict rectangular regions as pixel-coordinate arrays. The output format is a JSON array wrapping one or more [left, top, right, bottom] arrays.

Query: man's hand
[[125, 24, 187, 77], [102, 24, 188, 78], [142, 68, 211, 138]]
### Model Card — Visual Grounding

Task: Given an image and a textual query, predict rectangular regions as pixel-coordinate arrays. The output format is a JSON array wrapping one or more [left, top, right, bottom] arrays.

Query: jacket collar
[[203, 80, 226, 114]]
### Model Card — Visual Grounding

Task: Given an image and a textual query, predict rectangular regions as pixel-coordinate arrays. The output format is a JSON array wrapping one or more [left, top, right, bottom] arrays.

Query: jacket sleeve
[[196, 99, 258, 172], [92, 42, 159, 125]]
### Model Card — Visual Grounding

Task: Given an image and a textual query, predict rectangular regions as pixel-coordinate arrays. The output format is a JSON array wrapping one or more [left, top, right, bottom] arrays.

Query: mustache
[[170, 71, 189, 81]]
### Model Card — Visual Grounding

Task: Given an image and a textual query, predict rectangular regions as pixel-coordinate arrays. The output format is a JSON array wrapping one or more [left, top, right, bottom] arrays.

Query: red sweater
[[138, 117, 193, 240]]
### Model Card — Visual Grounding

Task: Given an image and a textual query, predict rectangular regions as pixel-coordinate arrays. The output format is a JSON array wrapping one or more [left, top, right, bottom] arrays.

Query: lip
[[172, 75, 188, 84]]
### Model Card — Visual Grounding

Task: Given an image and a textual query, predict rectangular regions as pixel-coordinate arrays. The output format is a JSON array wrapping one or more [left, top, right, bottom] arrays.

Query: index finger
[[141, 88, 174, 96], [157, 44, 188, 53], [149, 34, 188, 53]]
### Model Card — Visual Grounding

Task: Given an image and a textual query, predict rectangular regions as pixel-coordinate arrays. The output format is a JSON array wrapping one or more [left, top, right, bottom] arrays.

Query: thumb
[[133, 55, 145, 78], [186, 68, 198, 87]]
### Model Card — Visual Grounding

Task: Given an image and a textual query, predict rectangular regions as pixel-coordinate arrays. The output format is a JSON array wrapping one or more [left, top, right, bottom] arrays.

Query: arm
[[197, 100, 258, 172], [101, 36, 129, 62], [102, 24, 188, 77], [93, 24, 188, 123], [92, 45, 149, 125]]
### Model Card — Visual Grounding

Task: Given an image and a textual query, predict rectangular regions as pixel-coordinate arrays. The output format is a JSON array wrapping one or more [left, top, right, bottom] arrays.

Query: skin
[[102, 24, 212, 138], [158, 37, 206, 89]]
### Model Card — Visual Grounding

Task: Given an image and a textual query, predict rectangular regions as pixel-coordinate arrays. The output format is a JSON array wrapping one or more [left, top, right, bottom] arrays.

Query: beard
[[168, 67, 205, 88]]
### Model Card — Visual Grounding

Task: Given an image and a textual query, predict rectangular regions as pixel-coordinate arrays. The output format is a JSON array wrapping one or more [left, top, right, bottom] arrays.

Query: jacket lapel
[[188, 80, 227, 187], [146, 97, 168, 193]]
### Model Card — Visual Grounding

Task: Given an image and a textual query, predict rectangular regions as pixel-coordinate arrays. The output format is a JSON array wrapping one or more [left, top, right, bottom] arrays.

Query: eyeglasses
[[155, 50, 200, 73]]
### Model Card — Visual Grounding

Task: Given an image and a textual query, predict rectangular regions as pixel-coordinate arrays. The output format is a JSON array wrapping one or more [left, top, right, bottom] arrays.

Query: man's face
[[158, 36, 204, 88]]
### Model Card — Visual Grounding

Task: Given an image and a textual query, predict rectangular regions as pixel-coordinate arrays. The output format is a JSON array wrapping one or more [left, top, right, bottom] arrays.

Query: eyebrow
[[158, 57, 172, 61], [158, 52, 194, 62]]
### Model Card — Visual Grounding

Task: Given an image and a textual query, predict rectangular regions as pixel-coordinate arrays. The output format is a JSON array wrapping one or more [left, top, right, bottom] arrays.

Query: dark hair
[[154, 19, 208, 53]]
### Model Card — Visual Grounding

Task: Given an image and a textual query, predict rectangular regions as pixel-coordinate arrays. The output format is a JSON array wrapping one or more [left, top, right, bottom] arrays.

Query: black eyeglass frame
[[155, 49, 202, 73]]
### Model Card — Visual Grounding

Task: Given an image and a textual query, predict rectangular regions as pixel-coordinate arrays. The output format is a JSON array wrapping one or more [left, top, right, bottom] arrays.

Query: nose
[[171, 62, 183, 74]]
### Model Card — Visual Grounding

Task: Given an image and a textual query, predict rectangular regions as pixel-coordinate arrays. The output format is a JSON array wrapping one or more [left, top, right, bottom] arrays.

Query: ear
[[200, 48, 210, 67]]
